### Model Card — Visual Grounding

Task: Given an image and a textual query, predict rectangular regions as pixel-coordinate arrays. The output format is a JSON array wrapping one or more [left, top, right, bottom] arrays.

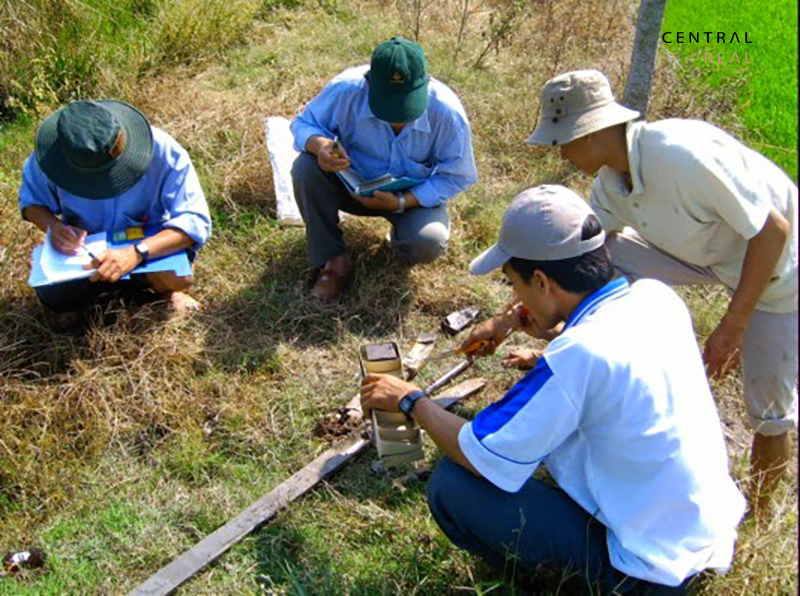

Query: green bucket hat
[[35, 100, 154, 200], [366, 37, 429, 123]]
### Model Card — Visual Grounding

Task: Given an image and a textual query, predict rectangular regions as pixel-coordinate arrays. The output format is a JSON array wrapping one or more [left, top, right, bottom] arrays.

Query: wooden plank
[[403, 332, 437, 380], [431, 377, 485, 409], [127, 435, 368, 596], [127, 375, 484, 596]]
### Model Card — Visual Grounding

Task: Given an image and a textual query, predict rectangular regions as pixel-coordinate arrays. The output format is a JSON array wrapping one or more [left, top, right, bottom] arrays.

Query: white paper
[[28, 230, 107, 287]]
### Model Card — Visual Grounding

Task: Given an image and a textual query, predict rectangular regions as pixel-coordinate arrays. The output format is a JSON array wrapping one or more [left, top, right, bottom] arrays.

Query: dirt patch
[[312, 407, 364, 443]]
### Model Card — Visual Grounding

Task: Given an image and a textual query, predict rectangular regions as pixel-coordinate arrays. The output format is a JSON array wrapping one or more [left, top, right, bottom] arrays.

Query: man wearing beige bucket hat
[[19, 100, 212, 325], [527, 69, 797, 517]]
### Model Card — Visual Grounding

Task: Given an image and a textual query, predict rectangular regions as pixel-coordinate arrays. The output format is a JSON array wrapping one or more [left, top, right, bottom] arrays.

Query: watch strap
[[399, 389, 425, 420], [134, 242, 150, 265], [393, 192, 407, 214]]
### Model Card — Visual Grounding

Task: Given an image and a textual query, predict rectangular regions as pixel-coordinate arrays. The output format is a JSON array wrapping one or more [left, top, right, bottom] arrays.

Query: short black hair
[[507, 214, 613, 294]]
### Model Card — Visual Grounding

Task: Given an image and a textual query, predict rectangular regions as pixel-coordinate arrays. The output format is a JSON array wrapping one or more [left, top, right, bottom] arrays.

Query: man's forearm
[[146, 228, 195, 260], [411, 397, 479, 475], [23, 205, 61, 233], [403, 190, 421, 209], [726, 209, 789, 327]]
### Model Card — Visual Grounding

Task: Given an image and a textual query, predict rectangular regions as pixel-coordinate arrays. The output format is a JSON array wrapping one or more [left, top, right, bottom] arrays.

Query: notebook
[[28, 228, 192, 287], [337, 168, 422, 197]]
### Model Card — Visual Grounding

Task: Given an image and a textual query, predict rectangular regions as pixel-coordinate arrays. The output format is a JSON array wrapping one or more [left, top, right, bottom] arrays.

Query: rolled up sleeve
[[412, 114, 477, 208], [459, 358, 580, 493], [290, 83, 341, 154], [159, 147, 211, 247], [19, 154, 61, 217]]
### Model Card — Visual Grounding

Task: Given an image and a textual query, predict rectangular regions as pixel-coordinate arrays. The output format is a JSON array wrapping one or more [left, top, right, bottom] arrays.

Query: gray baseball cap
[[470, 185, 606, 276], [527, 70, 639, 146]]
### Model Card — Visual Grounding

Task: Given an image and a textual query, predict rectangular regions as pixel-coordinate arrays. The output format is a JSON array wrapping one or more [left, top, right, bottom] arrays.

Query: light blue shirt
[[19, 127, 212, 247], [291, 65, 478, 208]]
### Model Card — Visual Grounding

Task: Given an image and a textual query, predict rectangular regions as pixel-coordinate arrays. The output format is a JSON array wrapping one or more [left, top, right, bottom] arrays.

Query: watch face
[[135, 243, 150, 262], [399, 390, 423, 418]]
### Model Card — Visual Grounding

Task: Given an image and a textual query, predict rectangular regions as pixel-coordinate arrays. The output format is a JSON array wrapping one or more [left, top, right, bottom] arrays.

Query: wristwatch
[[134, 242, 150, 265], [398, 389, 426, 421], [393, 191, 407, 215]]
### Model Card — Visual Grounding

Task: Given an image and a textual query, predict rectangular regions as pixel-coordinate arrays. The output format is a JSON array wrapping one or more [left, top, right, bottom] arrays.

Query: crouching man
[[526, 70, 797, 515], [290, 36, 477, 301], [361, 186, 745, 594], [19, 99, 211, 323]]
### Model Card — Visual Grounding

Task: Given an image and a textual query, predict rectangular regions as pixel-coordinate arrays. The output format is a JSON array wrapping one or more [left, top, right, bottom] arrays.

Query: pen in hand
[[83, 246, 100, 262]]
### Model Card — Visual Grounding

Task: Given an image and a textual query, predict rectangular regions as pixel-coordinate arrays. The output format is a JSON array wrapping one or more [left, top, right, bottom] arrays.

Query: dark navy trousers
[[35, 275, 150, 313], [426, 457, 695, 596]]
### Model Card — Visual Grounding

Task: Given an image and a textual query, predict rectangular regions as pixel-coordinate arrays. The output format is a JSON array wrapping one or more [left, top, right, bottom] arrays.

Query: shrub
[[150, 0, 260, 68]]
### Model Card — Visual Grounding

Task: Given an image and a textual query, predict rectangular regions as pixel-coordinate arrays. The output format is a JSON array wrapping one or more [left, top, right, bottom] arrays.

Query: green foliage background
[[662, 0, 799, 180]]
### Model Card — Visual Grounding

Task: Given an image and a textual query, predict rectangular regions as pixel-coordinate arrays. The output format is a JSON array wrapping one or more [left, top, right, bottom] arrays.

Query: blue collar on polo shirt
[[563, 277, 630, 331]]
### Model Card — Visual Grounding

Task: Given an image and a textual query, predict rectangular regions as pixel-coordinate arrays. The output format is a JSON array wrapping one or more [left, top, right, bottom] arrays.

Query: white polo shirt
[[590, 119, 798, 314], [459, 278, 746, 586]]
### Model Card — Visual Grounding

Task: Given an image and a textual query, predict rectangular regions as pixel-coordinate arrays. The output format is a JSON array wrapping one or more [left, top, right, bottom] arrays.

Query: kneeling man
[[19, 100, 211, 320], [361, 187, 745, 594], [291, 36, 477, 301]]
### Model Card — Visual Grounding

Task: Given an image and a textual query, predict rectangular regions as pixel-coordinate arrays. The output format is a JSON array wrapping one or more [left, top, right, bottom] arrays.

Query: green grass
[[662, 0, 799, 180], [1, 1, 797, 594]]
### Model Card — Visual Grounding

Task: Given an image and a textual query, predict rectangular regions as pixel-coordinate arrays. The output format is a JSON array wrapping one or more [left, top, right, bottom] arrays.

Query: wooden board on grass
[[127, 377, 485, 596]]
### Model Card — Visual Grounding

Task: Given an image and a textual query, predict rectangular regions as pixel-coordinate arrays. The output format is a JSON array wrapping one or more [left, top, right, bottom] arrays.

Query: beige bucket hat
[[527, 70, 640, 146]]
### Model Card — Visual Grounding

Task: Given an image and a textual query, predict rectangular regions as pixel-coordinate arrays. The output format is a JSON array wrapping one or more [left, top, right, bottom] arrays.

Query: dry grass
[[0, 1, 796, 594]]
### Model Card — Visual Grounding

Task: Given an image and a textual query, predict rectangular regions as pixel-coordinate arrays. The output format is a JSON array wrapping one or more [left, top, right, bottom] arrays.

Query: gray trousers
[[291, 152, 449, 268], [608, 228, 798, 436], [427, 457, 695, 595]]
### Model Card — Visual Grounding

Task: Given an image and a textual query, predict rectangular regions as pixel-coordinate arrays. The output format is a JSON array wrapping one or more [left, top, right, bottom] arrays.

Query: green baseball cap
[[35, 100, 154, 200], [367, 37, 429, 123]]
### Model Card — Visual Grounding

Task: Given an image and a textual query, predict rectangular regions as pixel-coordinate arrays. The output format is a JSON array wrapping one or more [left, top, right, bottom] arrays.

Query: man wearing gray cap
[[361, 186, 744, 594], [527, 69, 797, 516]]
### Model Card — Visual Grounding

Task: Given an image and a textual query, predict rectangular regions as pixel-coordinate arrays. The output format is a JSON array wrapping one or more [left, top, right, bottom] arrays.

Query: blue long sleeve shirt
[[19, 127, 212, 247], [291, 65, 478, 208]]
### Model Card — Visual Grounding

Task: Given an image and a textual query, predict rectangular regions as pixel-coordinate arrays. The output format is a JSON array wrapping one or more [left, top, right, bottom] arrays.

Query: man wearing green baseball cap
[[19, 100, 211, 325], [291, 37, 477, 301]]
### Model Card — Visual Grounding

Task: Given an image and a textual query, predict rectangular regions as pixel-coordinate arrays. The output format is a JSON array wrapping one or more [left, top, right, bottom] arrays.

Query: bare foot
[[167, 291, 202, 314]]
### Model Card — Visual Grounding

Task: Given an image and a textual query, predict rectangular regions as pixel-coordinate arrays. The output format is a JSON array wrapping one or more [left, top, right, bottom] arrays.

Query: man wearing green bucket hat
[[291, 37, 477, 301], [19, 100, 211, 322]]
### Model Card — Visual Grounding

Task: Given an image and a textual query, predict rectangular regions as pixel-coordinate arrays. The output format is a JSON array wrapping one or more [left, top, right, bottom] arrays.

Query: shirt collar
[[563, 277, 631, 331]]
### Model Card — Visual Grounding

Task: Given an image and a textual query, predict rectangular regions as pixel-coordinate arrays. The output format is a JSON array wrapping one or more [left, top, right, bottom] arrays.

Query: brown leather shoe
[[311, 255, 354, 302]]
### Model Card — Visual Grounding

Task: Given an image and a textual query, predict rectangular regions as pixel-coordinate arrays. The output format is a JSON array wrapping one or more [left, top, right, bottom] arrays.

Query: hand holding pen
[[49, 221, 88, 255], [318, 135, 351, 172]]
